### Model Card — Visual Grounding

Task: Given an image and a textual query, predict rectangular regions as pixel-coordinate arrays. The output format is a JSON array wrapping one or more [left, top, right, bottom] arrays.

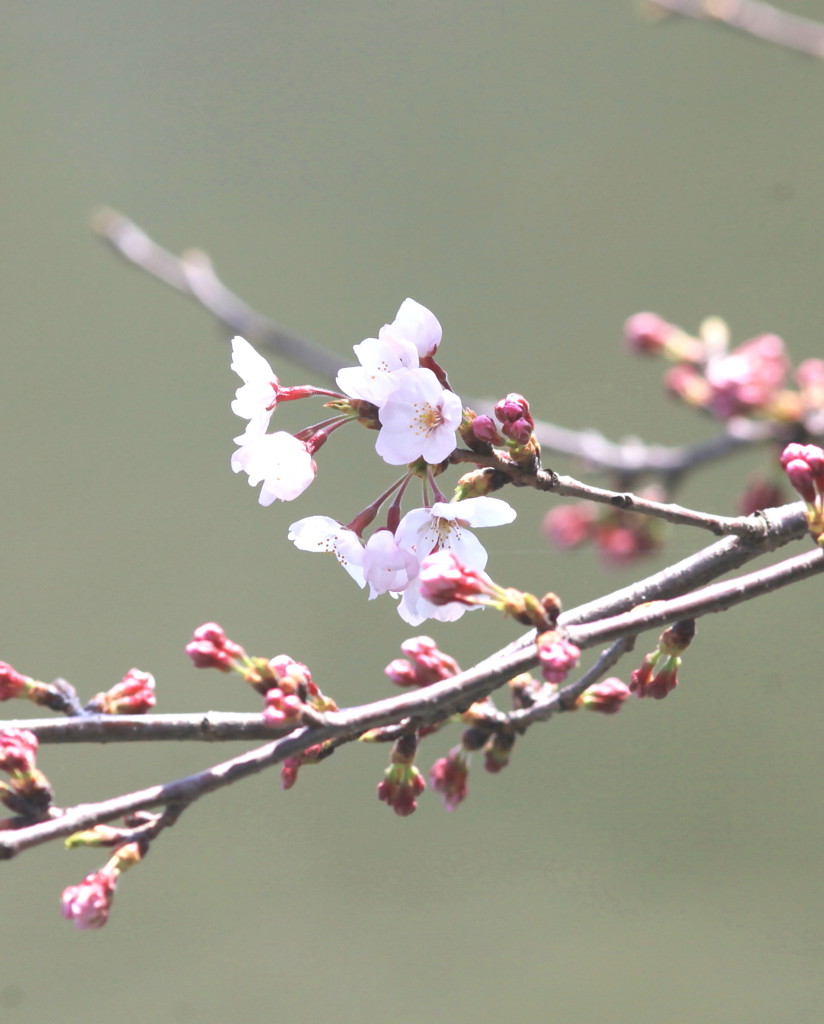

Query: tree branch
[[2, 512, 818, 858], [2, 500, 809, 743], [92, 208, 345, 381], [451, 448, 783, 535], [643, 0, 824, 59]]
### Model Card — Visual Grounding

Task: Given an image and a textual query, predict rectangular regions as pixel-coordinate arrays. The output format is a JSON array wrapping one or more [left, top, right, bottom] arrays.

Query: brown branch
[[2, 500, 809, 745], [2, 518, 819, 858], [452, 446, 791, 537], [643, 0, 824, 59]]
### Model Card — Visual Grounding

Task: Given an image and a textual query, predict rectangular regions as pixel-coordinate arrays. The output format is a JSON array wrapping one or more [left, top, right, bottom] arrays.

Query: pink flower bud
[[624, 312, 677, 354], [191, 622, 226, 644], [384, 658, 421, 687], [61, 868, 118, 929], [780, 442, 824, 505], [429, 747, 469, 811], [262, 687, 305, 727], [471, 415, 502, 445], [536, 632, 580, 684], [269, 655, 313, 693], [0, 662, 32, 701], [418, 551, 497, 606], [578, 677, 632, 714], [0, 728, 39, 775]]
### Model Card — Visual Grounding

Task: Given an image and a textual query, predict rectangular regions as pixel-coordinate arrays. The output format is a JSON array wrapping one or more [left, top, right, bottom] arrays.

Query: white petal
[[392, 299, 442, 357]]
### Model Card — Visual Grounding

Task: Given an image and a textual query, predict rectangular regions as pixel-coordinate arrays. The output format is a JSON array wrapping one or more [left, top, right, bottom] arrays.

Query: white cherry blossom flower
[[334, 298, 441, 407], [375, 368, 463, 466], [287, 516, 366, 587], [360, 529, 419, 599], [336, 333, 419, 407], [391, 298, 442, 358], [395, 496, 516, 566], [230, 336, 278, 438], [392, 496, 516, 624], [231, 431, 316, 505]]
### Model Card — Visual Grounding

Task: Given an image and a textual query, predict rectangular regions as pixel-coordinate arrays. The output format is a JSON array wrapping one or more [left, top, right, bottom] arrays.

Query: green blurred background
[[3, 2, 823, 1021]]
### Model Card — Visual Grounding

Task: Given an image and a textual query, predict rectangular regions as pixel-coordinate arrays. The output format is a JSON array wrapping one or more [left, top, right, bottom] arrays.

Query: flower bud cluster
[[261, 655, 328, 728], [384, 636, 460, 687], [185, 622, 246, 672], [630, 619, 695, 700], [377, 733, 426, 817], [186, 624, 337, 730], [626, 313, 824, 428], [87, 668, 156, 715], [536, 631, 581, 685], [463, 394, 539, 467]]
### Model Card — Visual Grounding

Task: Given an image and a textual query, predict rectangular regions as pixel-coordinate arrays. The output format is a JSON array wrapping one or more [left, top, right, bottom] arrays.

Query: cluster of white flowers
[[230, 299, 516, 625]]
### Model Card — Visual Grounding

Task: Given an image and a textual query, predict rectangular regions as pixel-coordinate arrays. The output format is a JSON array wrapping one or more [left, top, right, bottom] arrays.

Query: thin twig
[[452, 446, 789, 536], [643, 0, 824, 59], [93, 208, 345, 380]]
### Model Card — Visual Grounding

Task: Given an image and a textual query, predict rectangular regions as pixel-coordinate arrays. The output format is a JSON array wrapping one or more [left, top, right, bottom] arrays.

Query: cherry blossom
[[287, 516, 366, 587], [231, 432, 317, 504], [230, 336, 279, 438], [336, 333, 420, 407], [391, 498, 515, 624], [395, 497, 516, 566], [335, 298, 442, 407], [390, 297, 442, 359], [360, 529, 419, 599], [375, 368, 463, 466]]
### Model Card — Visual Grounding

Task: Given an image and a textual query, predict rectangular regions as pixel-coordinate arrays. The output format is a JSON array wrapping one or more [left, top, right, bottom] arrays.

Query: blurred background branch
[[643, 0, 824, 58]]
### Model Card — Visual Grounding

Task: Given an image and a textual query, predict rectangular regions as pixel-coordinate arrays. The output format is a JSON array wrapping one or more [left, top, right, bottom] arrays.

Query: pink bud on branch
[[630, 619, 695, 700]]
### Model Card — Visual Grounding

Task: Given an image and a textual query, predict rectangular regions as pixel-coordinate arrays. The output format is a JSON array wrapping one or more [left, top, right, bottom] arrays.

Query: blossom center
[[413, 401, 445, 436]]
